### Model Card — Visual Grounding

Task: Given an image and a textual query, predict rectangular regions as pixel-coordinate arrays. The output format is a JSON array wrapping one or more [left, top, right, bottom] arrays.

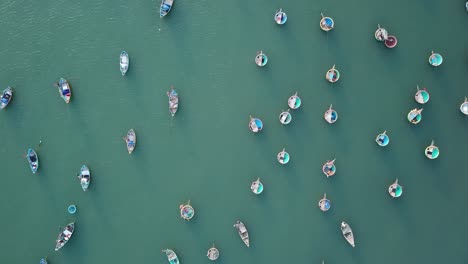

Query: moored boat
[[0, 87, 13, 109], [55, 222, 75, 251], [27, 148, 39, 174], [179, 200, 195, 221], [425, 140, 440, 159], [415, 85, 430, 104], [56, 78, 71, 103], [375, 130, 390, 147], [255, 51, 268, 67], [374, 24, 388, 41], [68, 204, 77, 214], [39, 258, 47, 264], [123, 129, 136, 154], [167, 87, 179, 116], [429, 51, 443, 67], [324, 104, 338, 124], [274, 8, 287, 25], [384, 35, 398, 48], [320, 13, 334, 31], [162, 249, 179, 264], [407, 108, 423, 124], [77, 165, 91, 191], [250, 178, 264, 194], [388, 178, 403, 198], [277, 148, 290, 165], [325, 65, 340, 83], [322, 159, 336, 177], [248, 115, 263, 133], [120, 51, 129, 76], [460, 97, 468, 115], [233, 221, 250, 247], [318, 193, 331, 212], [160, 0, 174, 17], [279, 109, 292, 125], [288, 92, 301, 109], [207, 245, 220, 261], [340, 221, 355, 247]]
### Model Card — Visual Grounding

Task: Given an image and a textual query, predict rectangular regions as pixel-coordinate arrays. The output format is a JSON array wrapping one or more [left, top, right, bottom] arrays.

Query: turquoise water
[[0, 0, 468, 263]]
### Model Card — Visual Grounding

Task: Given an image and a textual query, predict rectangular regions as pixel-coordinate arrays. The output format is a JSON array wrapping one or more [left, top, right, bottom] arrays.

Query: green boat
[[162, 249, 179, 264]]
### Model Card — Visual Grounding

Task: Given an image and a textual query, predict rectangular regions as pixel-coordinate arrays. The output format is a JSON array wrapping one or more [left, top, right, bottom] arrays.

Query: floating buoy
[[68, 204, 77, 214], [248, 115, 263, 132], [322, 159, 336, 177], [428, 51, 443, 67], [274, 8, 287, 25], [255, 51, 268, 67], [251, 178, 264, 194], [277, 148, 290, 165], [320, 13, 334, 31], [318, 193, 331, 211], [407, 108, 423, 124], [374, 24, 388, 41], [388, 178, 403, 198], [415, 85, 430, 104], [460, 97, 468, 115], [207, 246, 220, 261], [384, 35, 398, 48], [279, 109, 292, 125], [375, 130, 390, 147], [324, 104, 338, 124], [425, 140, 440, 160], [180, 200, 195, 221], [288, 92, 301, 110], [325, 65, 340, 83]]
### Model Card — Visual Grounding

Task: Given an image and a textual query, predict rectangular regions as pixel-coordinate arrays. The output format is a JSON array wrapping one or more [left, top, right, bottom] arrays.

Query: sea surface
[[0, 0, 467, 263]]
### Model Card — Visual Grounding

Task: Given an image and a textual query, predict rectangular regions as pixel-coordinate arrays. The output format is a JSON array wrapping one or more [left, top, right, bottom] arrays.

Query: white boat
[[279, 109, 292, 125], [325, 65, 340, 83], [120, 51, 129, 76], [207, 246, 219, 261], [248, 115, 263, 133], [414, 85, 430, 104], [123, 129, 136, 154], [250, 178, 264, 194], [277, 148, 290, 165], [340, 221, 355, 247], [425, 140, 440, 159], [160, 0, 174, 17], [388, 178, 403, 198], [324, 105, 338, 124], [407, 108, 423, 124], [460, 97, 468, 115], [233, 221, 250, 247], [255, 51, 268, 67], [0, 87, 13, 109], [288, 92, 301, 109], [274, 8, 287, 25], [318, 193, 331, 211], [77, 165, 91, 191], [374, 24, 388, 41]]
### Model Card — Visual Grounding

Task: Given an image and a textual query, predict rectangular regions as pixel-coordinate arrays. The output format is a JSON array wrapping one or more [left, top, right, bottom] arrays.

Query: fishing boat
[[319, 13, 334, 31], [374, 24, 388, 41], [274, 8, 287, 25], [233, 221, 250, 247], [425, 140, 440, 160], [279, 109, 292, 125], [255, 51, 268, 67], [0, 87, 13, 109], [160, 0, 174, 17], [77, 165, 91, 191], [56, 78, 71, 103], [250, 178, 264, 194], [180, 200, 195, 221], [162, 249, 179, 264], [388, 178, 403, 198], [167, 87, 179, 116], [318, 193, 331, 212], [384, 35, 398, 48], [375, 131, 390, 147], [277, 148, 290, 165], [27, 148, 39, 173], [207, 245, 220, 261], [55, 222, 75, 251], [407, 108, 423, 124], [322, 159, 336, 177], [39, 258, 47, 264], [340, 221, 355, 248], [415, 86, 430, 104], [324, 104, 338, 124], [123, 129, 136, 154], [288, 92, 301, 109], [460, 97, 468, 115], [120, 51, 129, 76], [466, 1, 468, 11], [325, 65, 340, 83], [429, 51, 443, 67], [248, 115, 263, 133]]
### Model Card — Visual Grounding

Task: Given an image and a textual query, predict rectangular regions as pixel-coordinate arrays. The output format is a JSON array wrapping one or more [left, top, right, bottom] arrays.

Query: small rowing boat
[[248, 115, 263, 133], [180, 200, 195, 221], [324, 104, 338, 124], [429, 51, 443, 67], [407, 108, 423, 124], [120, 51, 129, 76], [56, 78, 71, 103], [160, 0, 174, 17], [123, 129, 136, 154], [322, 159, 336, 177], [415, 85, 430, 104], [251, 178, 264, 194], [375, 131, 390, 147], [388, 178, 403, 198], [167, 87, 179, 117], [27, 148, 39, 174], [425, 140, 440, 160], [255, 51, 268, 67], [374, 24, 388, 41], [277, 148, 290, 165], [384, 35, 398, 48], [0, 87, 13, 109], [162, 249, 179, 264], [325, 65, 340, 83], [288, 92, 301, 110], [234, 221, 250, 247], [320, 13, 334, 31], [207, 245, 219, 261], [460, 97, 468, 115], [279, 109, 292, 125], [274, 8, 287, 25], [318, 193, 331, 212], [55, 222, 75, 251], [340, 221, 355, 247], [77, 165, 91, 191]]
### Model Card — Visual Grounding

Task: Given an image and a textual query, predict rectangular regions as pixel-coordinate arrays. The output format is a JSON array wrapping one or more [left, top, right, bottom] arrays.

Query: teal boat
[[0, 86, 13, 109], [429, 51, 443, 67], [388, 178, 403, 198], [288, 92, 301, 110], [407, 108, 423, 124], [77, 165, 91, 191], [255, 51, 268, 67], [162, 249, 179, 264], [27, 149, 39, 174], [160, 0, 174, 17], [415, 86, 430, 104], [425, 140, 440, 160]]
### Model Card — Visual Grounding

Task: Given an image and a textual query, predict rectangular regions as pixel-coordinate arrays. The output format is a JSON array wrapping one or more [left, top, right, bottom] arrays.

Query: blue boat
[[248, 115, 263, 133], [0, 87, 13, 109], [160, 0, 174, 17], [318, 193, 331, 211], [375, 131, 390, 147], [39, 258, 47, 264], [320, 13, 334, 31], [27, 149, 39, 174]]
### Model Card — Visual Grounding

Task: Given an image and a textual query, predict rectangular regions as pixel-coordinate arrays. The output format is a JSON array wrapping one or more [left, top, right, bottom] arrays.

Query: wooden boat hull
[[120, 51, 129, 75], [160, 0, 174, 17], [55, 222, 75, 251], [167, 89, 179, 116], [124, 129, 136, 154], [234, 221, 250, 247], [58, 78, 71, 103], [0, 87, 13, 109], [78, 165, 91, 191], [27, 149, 39, 173]]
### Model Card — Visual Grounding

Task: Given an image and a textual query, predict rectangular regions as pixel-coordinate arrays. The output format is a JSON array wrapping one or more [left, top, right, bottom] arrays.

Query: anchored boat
[[277, 148, 290, 165], [375, 131, 390, 147], [251, 178, 264, 194], [415, 86, 430, 104], [56, 78, 71, 103], [274, 8, 287, 25], [39, 258, 47, 264], [279, 109, 292, 125], [167, 87, 179, 116], [460, 97, 468, 115], [322, 159, 336, 177], [320, 13, 334, 31], [0, 87, 13, 109], [340, 221, 355, 247], [288, 92, 301, 109], [407, 108, 423, 124], [27, 148, 39, 174], [207, 245, 220, 261], [374, 24, 388, 41], [120, 51, 129, 75], [162, 249, 179, 264], [160, 0, 174, 17], [318, 193, 331, 212], [248, 115, 263, 133], [429, 51, 443, 67], [233, 221, 250, 247], [384, 35, 398, 48], [255, 51, 268, 67], [55, 222, 75, 251], [77, 165, 91, 191], [123, 129, 136, 154], [180, 200, 195, 221], [325, 65, 340, 83], [425, 140, 440, 159], [388, 178, 403, 198], [324, 104, 338, 124]]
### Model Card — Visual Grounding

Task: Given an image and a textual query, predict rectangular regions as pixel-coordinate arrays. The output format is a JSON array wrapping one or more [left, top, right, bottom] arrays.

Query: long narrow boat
[[56, 78, 72, 103], [55, 222, 75, 251], [0, 87, 13, 109], [120, 51, 129, 76], [162, 249, 179, 264], [27, 149, 39, 174], [160, 0, 174, 17], [167, 87, 179, 116], [340, 221, 355, 247], [233, 221, 250, 247], [123, 129, 136, 154], [77, 165, 91, 191]]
